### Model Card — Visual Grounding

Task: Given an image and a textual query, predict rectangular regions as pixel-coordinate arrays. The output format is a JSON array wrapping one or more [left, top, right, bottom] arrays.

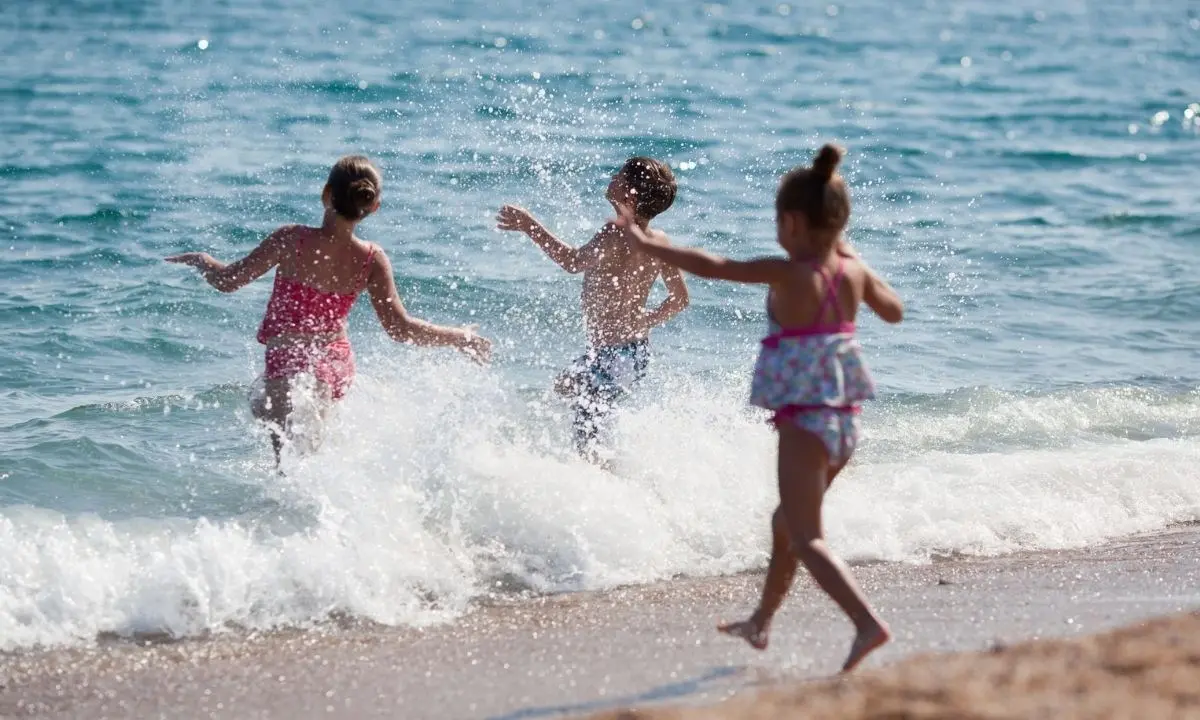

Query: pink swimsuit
[[748, 257, 876, 464], [257, 235, 375, 400]]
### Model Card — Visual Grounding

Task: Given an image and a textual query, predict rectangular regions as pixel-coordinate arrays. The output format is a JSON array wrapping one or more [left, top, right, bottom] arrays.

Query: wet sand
[[2, 527, 1197, 720], [583, 611, 1200, 720]]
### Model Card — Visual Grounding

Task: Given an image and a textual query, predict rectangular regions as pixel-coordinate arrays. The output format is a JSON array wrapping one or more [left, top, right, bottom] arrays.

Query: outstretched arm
[[496, 205, 606, 274], [838, 240, 904, 323], [612, 205, 790, 285], [366, 250, 492, 363], [165, 227, 289, 292], [640, 262, 690, 330]]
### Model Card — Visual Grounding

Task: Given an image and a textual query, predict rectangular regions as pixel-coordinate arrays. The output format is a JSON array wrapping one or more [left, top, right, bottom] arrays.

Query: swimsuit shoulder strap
[[812, 256, 846, 324], [357, 243, 377, 288]]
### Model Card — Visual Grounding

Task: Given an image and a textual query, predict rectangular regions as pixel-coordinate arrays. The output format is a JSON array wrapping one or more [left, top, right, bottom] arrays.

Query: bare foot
[[841, 621, 891, 672], [718, 619, 769, 651]]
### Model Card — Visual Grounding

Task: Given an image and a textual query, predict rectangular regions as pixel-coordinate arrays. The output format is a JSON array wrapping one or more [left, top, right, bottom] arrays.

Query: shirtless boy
[[497, 157, 689, 462]]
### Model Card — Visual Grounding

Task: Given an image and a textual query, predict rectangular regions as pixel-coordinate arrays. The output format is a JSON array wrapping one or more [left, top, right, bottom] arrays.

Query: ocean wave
[[2, 362, 1198, 650]]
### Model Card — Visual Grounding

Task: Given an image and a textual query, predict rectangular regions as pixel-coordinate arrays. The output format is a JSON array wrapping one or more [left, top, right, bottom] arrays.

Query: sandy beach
[[583, 611, 1200, 720], [2, 527, 1197, 720]]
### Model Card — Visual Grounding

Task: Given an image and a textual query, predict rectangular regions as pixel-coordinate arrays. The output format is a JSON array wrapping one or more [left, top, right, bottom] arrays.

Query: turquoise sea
[[2, 0, 1199, 649]]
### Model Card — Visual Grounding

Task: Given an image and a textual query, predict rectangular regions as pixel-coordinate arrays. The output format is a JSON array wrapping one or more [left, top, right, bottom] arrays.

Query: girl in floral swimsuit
[[167, 156, 491, 462], [614, 144, 904, 673]]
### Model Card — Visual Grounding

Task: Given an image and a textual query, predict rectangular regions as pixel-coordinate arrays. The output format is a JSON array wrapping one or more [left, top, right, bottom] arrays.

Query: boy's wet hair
[[776, 144, 850, 232], [326, 155, 382, 221], [621, 157, 677, 219]]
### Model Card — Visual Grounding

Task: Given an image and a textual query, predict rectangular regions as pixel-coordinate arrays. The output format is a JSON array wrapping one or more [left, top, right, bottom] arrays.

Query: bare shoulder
[[274, 223, 309, 238], [596, 221, 624, 241], [267, 224, 310, 249], [364, 242, 392, 269], [646, 228, 671, 244]]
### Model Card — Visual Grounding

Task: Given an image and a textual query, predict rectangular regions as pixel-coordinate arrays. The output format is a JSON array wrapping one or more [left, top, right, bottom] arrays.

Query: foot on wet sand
[[718, 619, 769, 651], [841, 621, 891, 672]]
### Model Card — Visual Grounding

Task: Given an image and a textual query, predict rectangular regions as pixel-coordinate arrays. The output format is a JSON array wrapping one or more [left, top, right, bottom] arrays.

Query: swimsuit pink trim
[[771, 403, 861, 425], [762, 322, 856, 347]]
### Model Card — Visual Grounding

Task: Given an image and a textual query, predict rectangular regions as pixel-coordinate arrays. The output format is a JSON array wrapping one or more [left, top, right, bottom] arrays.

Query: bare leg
[[776, 424, 890, 672], [720, 459, 851, 650], [251, 378, 293, 467], [304, 382, 335, 454]]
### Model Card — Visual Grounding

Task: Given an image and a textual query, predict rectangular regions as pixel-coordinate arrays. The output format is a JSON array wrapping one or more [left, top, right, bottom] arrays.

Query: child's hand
[[611, 203, 661, 247], [610, 202, 638, 231], [496, 205, 539, 235], [459, 327, 493, 365], [165, 252, 215, 269]]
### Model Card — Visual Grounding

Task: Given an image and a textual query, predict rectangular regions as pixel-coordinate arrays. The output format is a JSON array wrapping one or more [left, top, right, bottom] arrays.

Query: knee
[[254, 390, 290, 427], [251, 395, 273, 423], [771, 508, 788, 534], [791, 537, 828, 561]]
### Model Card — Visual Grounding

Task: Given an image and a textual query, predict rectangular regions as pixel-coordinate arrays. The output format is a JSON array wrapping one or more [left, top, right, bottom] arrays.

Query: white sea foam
[[1, 355, 1197, 650]]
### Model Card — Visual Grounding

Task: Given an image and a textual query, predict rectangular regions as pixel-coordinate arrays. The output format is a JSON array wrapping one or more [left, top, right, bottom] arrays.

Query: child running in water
[[497, 157, 689, 463], [167, 156, 491, 461], [613, 144, 903, 672]]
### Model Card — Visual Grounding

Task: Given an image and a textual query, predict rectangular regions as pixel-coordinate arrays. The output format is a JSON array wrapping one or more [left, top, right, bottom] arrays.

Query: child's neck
[[785, 231, 839, 262], [318, 210, 358, 241]]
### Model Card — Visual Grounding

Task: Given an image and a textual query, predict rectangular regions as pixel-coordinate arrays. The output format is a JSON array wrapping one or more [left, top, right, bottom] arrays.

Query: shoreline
[[2, 527, 1198, 719]]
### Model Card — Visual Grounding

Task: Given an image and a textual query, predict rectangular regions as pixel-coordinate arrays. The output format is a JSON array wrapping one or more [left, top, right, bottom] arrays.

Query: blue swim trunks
[[559, 339, 649, 457]]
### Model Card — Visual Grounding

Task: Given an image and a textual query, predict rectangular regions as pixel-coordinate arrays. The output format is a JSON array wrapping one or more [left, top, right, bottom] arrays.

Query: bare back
[[580, 224, 668, 347], [275, 226, 377, 295], [767, 253, 869, 329]]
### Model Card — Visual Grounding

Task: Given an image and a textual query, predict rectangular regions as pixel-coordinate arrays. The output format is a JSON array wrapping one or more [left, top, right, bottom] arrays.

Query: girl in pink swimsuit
[[167, 156, 491, 461], [614, 144, 904, 673]]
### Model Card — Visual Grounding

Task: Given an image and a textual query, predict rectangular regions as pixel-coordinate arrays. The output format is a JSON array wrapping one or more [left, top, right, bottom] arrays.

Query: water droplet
[[939, 29, 953, 42], [826, 4, 839, 17], [494, 36, 508, 48], [64, 51, 73, 61], [357, 80, 368, 90], [531, 71, 541, 80], [1150, 110, 1169, 126], [1191, 18, 1200, 30], [593, 29, 606, 40], [197, 38, 209, 50], [631, 17, 645, 30], [1033, 10, 1046, 21], [1127, 123, 1139, 135], [1001, 50, 1013, 62], [777, 3, 791, 16], [960, 56, 972, 67], [1137, 153, 1147, 161]]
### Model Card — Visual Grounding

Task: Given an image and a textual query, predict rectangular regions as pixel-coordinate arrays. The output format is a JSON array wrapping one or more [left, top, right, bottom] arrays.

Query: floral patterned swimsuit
[[748, 257, 876, 464]]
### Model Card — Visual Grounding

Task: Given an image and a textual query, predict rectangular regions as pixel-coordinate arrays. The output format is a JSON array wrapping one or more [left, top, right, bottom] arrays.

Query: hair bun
[[812, 143, 844, 181], [349, 178, 377, 204]]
